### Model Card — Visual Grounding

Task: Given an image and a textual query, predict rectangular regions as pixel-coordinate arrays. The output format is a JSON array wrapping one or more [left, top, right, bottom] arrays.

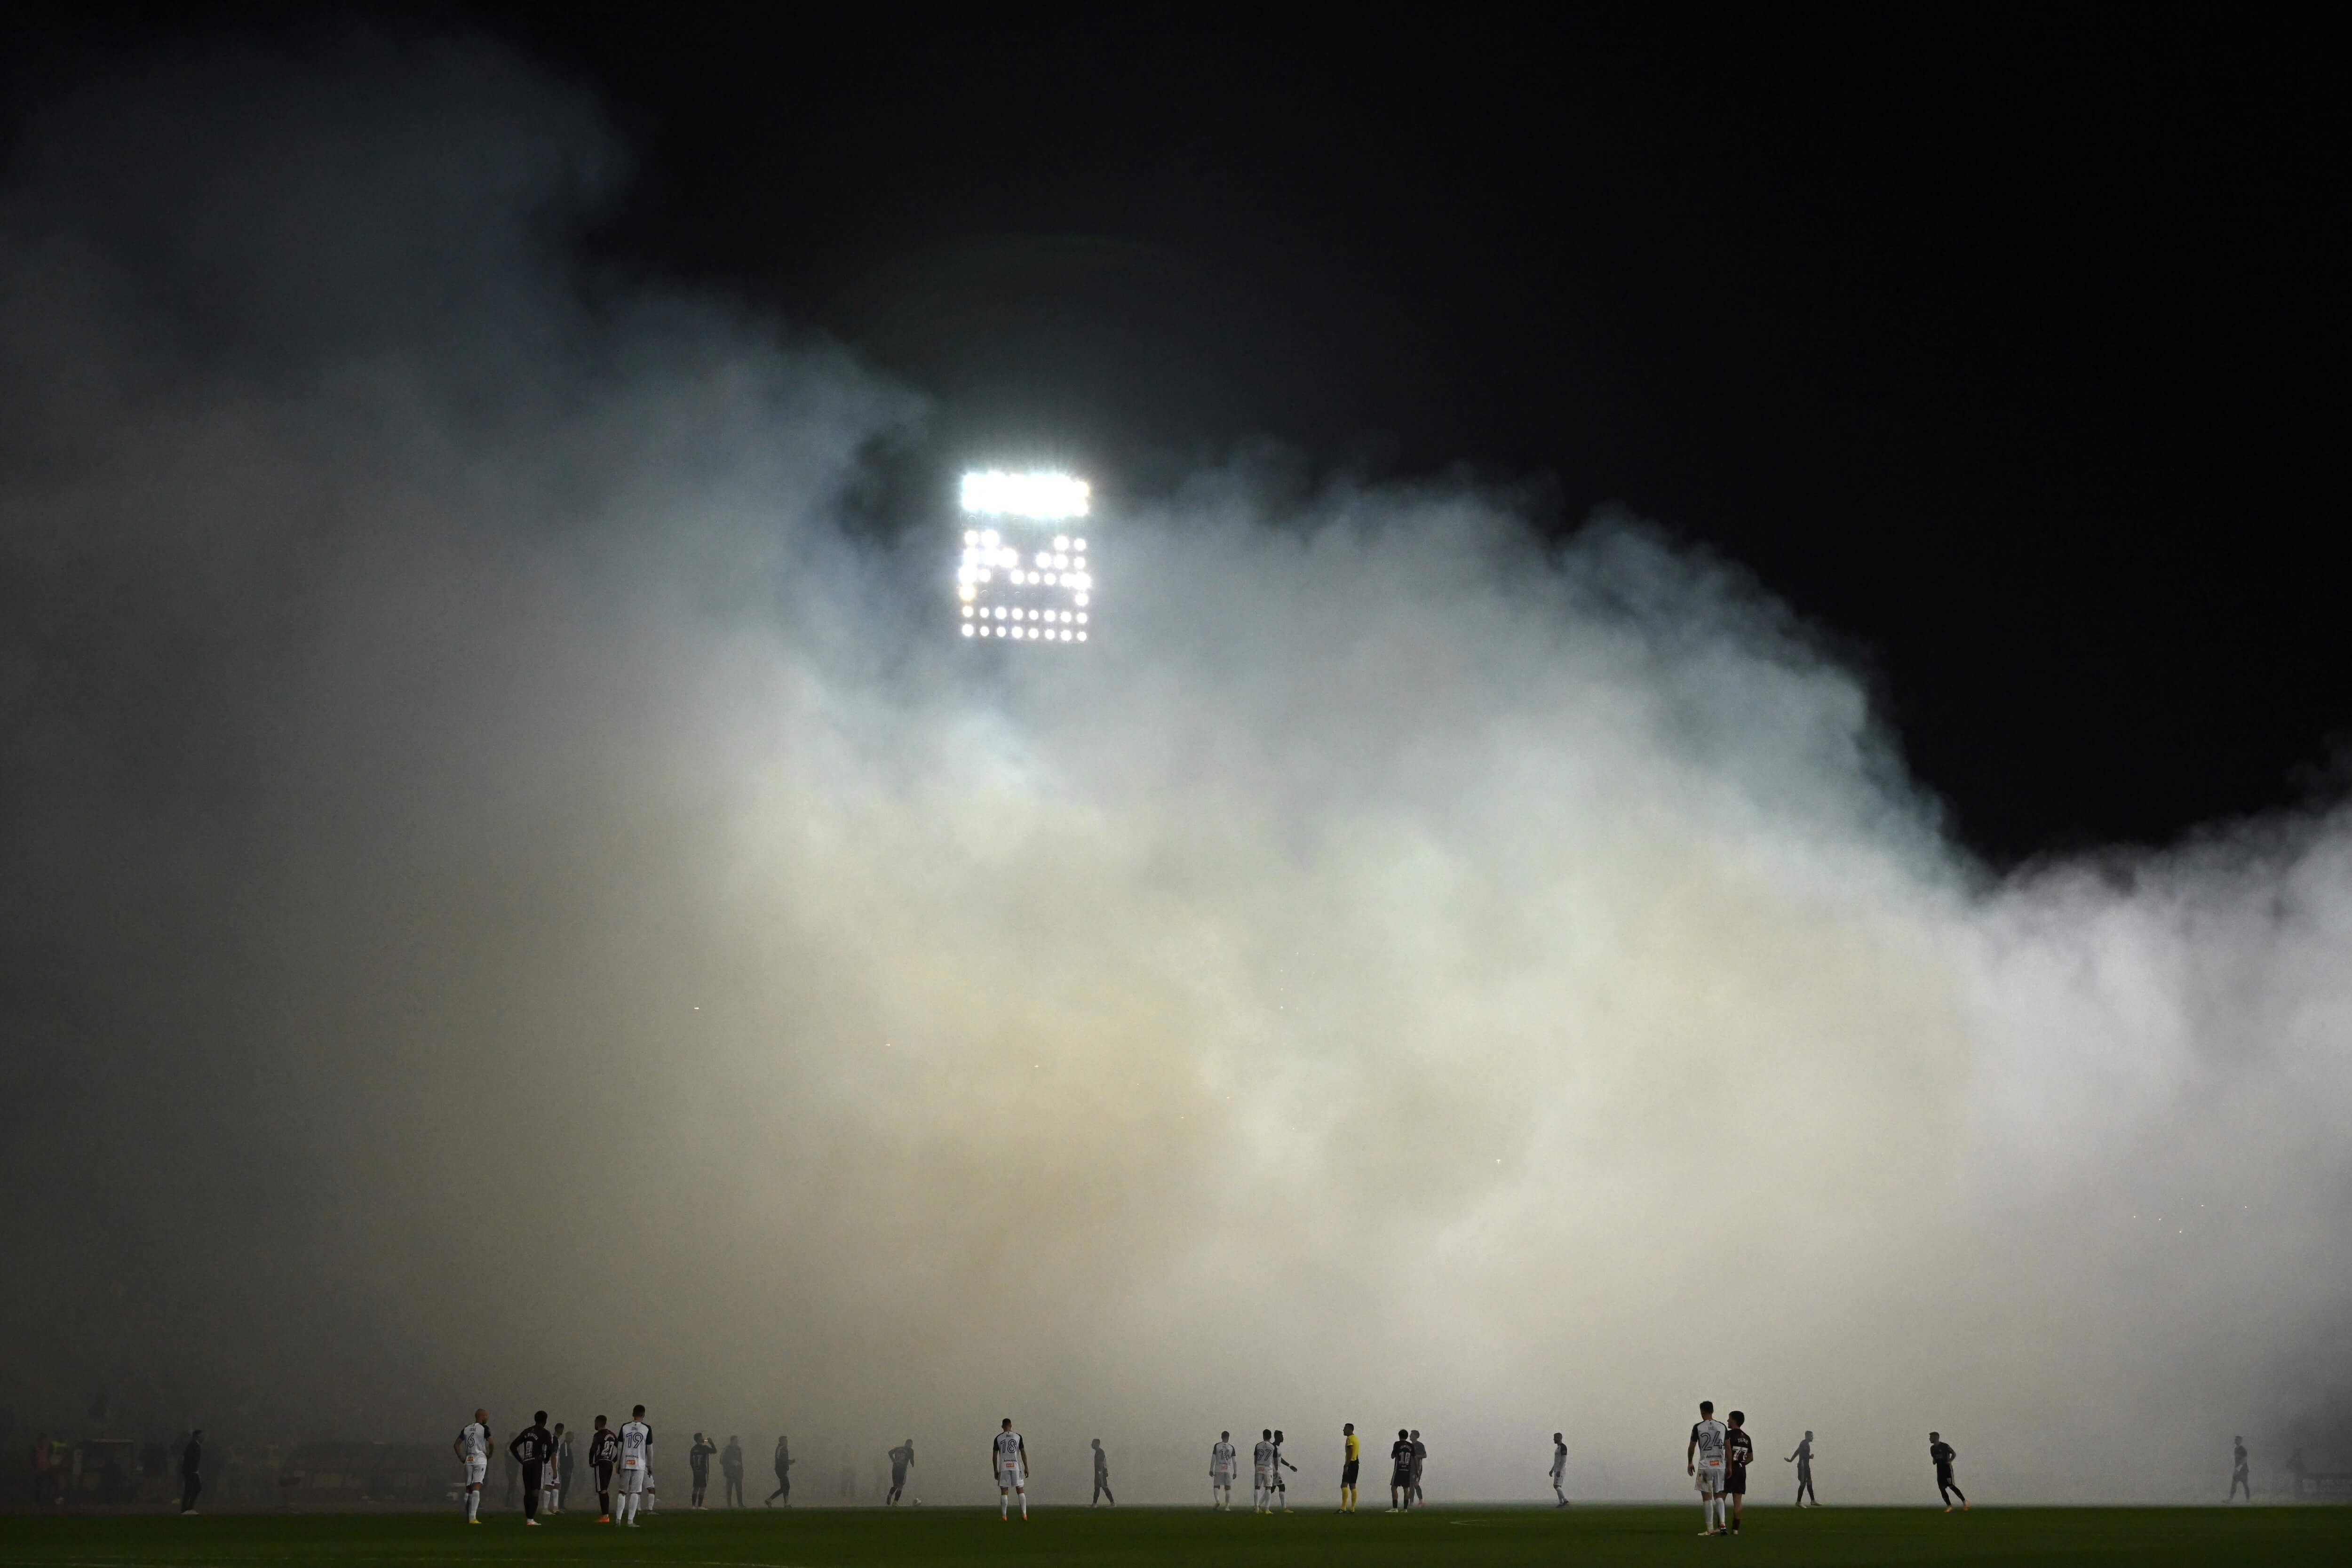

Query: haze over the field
[[4, 33, 2347, 1504]]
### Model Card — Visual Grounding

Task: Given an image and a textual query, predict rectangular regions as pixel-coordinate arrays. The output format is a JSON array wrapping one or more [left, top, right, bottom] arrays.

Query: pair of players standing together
[[453, 1406, 654, 1527]]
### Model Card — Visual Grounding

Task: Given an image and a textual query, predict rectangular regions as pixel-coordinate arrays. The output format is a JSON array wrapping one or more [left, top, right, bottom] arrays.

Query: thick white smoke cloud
[[2, 32, 2346, 1505]]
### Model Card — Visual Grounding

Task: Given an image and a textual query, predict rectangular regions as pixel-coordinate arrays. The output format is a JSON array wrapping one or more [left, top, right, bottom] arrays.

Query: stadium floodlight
[[960, 470, 1091, 520], [956, 470, 1095, 646]]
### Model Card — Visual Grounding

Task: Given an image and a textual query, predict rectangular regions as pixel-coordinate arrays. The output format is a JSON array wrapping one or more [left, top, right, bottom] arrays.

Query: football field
[[2, 1505, 2343, 1568]]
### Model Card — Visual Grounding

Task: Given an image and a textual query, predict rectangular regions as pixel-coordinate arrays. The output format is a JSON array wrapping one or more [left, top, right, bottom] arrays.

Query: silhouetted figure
[[766, 1434, 793, 1506], [2230, 1436, 2251, 1502], [558, 1425, 577, 1511], [543, 1423, 566, 1514], [510, 1411, 554, 1524], [1786, 1430, 1818, 1506], [1272, 1429, 1296, 1510], [690, 1432, 715, 1508], [588, 1416, 619, 1521], [1408, 1429, 1426, 1507], [887, 1440, 914, 1505], [180, 1430, 203, 1514], [1089, 1439, 1112, 1506], [1388, 1429, 1413, 1511], [722, 1436, 744, 1507], [1550, 1431, 1568, 1506], [1928, 1432, 1967, 1511]]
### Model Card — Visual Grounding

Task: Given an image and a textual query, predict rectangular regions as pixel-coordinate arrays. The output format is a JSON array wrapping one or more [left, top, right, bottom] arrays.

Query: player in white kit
[[615, 1406, 653, 1528], [454, 1409, 492, 1523], [1686, 1400, 1728, 1536], [1210, 1432, 1237, 1509], [1252, 1430, 1275, 1512], [992, 1419, 1028, 1520], [1550, 1431, 1570, 1506]]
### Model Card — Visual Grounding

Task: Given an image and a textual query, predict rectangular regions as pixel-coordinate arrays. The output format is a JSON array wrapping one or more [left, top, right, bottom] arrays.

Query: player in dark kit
[[1388, 1430, 1414, 1512], [1786, 1430, 1818, 1506], [1723, 1411, 1753, 1534], [588, 1415, 620, 1522], [1928, 1432, 1968, 1511], [689, 1433, 715, 1508], [2229, 1437, 2251, 1502], [889, 1440, 915, 1505], [509, 1412, 554, 1525]]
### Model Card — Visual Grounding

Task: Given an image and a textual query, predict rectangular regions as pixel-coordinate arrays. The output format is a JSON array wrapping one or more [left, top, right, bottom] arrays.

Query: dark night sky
[[14, 3, 2349, 861]]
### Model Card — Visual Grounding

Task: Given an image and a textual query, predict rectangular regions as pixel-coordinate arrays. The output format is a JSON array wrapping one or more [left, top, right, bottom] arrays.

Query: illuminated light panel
[[960, 470, 1091, 520], [955, 470, 1097, 646]]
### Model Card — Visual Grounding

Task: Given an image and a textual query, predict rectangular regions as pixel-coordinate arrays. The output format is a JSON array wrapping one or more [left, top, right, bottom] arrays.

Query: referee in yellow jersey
[[1339, 1424, 1360, 1512]]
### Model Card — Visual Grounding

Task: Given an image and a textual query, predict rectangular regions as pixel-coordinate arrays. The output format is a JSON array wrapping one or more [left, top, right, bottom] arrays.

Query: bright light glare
[[960, 470, 1091, 520], [961, 623, 975, 637]]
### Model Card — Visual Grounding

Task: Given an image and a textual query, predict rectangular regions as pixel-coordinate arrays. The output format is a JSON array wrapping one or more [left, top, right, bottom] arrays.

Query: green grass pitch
[[2, 1505, 2344, 1568]]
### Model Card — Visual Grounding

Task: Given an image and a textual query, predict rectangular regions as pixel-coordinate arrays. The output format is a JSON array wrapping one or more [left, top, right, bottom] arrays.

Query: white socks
[[465, 1490, 479, 1520], [1001, 1495, 1009, 1519], [1021, 1492, 1029, 1520]]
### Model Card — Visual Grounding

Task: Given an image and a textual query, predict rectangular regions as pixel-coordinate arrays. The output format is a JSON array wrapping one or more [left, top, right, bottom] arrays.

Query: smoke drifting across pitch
[[2, 32, 2348, 1506]]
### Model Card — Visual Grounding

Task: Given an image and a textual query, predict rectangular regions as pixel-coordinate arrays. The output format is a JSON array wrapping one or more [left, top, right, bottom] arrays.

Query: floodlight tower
[[955, 470, 1093, 644]]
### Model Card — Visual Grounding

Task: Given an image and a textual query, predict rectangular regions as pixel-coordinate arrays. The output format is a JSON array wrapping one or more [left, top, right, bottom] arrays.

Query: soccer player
[[766, 1434, 793, 1506], [1211, 1431, 1237, 1509], [1687, 1400, 1728, 1536], [615, 1405, 653, 1527], [179, 1429, 203, 1515], [545, 1424, 567, 1515], [454, 1411, 491, 1524], [1340, 1423, 1360, 1513], [2230, 1437, 2251, 1502], [1272, 1430, 1296, 1511], [589, 1416, 619, 1522], [1928, 1433, 1966, 1511], [1252, 1429, 1276, 1512], [1786, 1430, 1818, 1506], [1929, 1439, 1966, 1504], [888, 1440, 915, 1505], [1090, 1439, 1113, 1505], [1388, 1429, 1414, 1512], [1408, 1430, 1426, 1507], [1724, 1411, 1753, 1534], [1550, 1431, 1569, 1506], [690, 1432, 715, 1508], [722, 1436, 744, 1507], [556, 1424, 575, 1512], [992, 1418, 1028, 1520], [510, 1410, 554, 1525]]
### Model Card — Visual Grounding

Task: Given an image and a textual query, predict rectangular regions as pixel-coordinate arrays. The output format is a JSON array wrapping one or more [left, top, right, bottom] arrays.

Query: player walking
[[766, 1434, 793, 1506], [588, 1416, 620, 1522], [1687, 1400, 1728, 1536], [887, 1440, 915, 1505], [1339, 1423, 1360, 1512], [510, 1411, 554, 1525], [1786, 1430, 1817, 1506], [454, 1409, 492, 1524], [1550, 1431, 1569, 1506], [1408, 1430, 1426, 1506], [1724, 1412, 1753, 1534], [2229, 1437, 2251, 1502], [1090, 1439, 1114, 1505], [1387, 1429, 1413, 1512], [614, 1406, 653, 1527], [1928, 1432, 1967, 1511], [1272, 1430, 1297, 1511], [992, 1419, 1028, 1521], [1211, 1431, 1237, 1509]]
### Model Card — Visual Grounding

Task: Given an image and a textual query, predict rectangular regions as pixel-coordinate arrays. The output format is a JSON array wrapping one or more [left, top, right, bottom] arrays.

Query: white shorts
[[998, 1465, 1025, 1490], [1695, 1460, 1724, 1493], [617, 1464, 646, 1495], [1255, 1469, 1274, 1487], [464, 1457, 487, 1485], [1213, 1469, 1235, 1484]]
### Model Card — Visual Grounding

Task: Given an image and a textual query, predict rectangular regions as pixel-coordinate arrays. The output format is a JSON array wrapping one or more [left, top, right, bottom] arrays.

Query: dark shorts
[[1391, 1467, 1413, 1488], [1724, 1464, 1747, 1496], [1342, 1461, 1360, 1485]]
